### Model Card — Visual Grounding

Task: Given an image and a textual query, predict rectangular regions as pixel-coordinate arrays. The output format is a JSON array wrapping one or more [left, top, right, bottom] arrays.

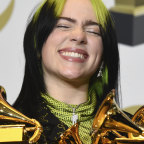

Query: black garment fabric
[[32, 98, 69, 144]]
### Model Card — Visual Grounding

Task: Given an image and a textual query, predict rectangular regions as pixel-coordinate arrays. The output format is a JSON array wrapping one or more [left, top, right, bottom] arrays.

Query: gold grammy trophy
[[110, 0, 144, 45], [59, 90, 144, 144], [0, 86, 43, 143], [1, 85, 144, 144]]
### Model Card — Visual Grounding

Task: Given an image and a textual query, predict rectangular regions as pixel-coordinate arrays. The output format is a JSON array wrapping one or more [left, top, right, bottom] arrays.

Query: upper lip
[[58, 48, 89, 57]]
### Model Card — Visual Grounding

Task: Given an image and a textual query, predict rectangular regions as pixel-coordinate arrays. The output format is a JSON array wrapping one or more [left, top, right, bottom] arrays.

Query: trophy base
[[110, 11, 144, 45], [0, 125, 26, 143], [0, 142, 27, 144], [115, 138, 144, 144]]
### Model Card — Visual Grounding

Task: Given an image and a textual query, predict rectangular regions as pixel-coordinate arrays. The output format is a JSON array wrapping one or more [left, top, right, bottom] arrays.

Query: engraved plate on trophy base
[[0, 125, 26, 143], [115, 0, 144, 7]]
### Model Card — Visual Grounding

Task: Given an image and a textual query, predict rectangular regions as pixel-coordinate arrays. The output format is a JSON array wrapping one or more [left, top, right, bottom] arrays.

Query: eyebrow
[[58, 17, 99, 27], [84, 20, 99, 27], [58, 17, 76, 23]]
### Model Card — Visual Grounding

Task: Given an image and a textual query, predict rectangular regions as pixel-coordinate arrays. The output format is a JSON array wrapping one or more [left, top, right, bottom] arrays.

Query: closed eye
[[56, 24, 71, 29], [86, 30, 101, 36]]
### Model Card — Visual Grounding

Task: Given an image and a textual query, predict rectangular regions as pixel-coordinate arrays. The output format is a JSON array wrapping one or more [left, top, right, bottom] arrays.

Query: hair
[[13, 0, 120, 116]]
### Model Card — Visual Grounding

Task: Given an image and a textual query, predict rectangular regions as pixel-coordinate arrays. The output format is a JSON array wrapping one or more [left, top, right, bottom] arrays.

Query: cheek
[[88, 38, 103, 73], [41, 34, 59, 60], [90, 37, 103, 56], [46, 29, 68, 46], [41, 38, 56, 68], [41, 45, 51, 69]]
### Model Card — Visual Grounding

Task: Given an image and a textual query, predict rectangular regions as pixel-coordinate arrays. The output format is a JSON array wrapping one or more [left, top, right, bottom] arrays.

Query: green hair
[[91, 66, 108, 97], [33, 0, 113, 30], [48, 0, 66, 16], [33, 0, 47, 23], [91, 0, 114, 30], [33, 0, 66, 23]]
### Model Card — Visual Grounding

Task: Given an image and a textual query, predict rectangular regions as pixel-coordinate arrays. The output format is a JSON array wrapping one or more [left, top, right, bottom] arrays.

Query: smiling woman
[[42, 0, 103, 103], [13, 0, 119, 143]]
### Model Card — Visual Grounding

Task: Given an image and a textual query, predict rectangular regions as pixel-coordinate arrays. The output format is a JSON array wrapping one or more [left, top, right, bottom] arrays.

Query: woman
[[13, 0, 119, 143]]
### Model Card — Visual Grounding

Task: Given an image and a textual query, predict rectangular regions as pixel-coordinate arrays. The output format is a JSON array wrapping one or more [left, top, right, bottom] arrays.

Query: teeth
[[61, 52, 84, 59]]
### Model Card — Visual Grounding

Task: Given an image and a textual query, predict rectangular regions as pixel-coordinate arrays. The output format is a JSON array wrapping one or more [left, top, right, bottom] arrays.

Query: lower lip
[[59, 54, 87, 63]]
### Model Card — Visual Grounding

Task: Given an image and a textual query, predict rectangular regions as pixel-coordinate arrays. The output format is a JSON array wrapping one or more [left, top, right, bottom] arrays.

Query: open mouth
[[61, 52, 85, 59], [58, 48, 89, 63]]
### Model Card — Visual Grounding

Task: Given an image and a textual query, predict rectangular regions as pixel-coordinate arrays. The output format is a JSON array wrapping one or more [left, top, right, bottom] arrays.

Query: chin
[[60, 70, 83, 80], [59, 70, 90, 84]]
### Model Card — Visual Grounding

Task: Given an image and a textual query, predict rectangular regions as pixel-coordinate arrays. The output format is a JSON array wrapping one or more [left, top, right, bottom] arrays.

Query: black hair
[[13, 2, 58, 115]]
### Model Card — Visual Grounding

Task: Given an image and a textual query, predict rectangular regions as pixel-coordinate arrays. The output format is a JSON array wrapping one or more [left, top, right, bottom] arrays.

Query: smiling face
[[42, 0, 103, 83]]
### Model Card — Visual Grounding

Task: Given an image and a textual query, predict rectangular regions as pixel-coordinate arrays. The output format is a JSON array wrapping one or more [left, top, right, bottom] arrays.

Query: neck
[[44, 74, 89, 105]]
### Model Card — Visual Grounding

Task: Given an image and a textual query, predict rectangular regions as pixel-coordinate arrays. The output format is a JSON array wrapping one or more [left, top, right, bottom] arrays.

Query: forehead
[[61, 0, 97, 22]]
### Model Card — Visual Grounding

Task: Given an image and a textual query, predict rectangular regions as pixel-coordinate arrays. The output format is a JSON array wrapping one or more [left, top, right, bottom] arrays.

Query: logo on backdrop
[[0, 0, 15, 31]]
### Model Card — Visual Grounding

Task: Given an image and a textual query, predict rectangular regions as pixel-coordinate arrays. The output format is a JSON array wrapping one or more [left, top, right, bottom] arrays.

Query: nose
[[70, 27, 87, 45]]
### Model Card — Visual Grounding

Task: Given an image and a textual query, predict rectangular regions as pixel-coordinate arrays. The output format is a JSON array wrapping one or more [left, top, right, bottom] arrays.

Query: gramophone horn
[[59, 123, 82, 144], [128, 106, 144, 139], [91, 89, 144, 144], [0, 86, 43, 143]]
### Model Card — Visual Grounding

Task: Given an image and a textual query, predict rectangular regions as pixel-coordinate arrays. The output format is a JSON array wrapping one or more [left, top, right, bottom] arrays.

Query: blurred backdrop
[[0, 0, 144, 114]]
